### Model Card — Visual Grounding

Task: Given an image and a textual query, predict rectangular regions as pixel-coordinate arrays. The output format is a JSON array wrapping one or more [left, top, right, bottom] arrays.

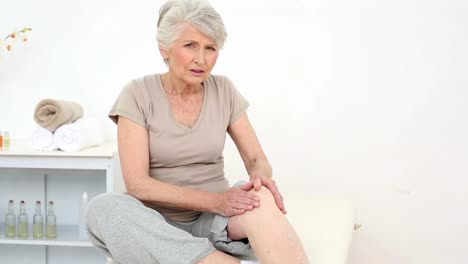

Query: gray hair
[[157, 0, 227, 54]]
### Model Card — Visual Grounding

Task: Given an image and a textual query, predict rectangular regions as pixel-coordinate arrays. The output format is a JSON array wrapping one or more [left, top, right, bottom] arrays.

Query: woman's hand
[[243, 175, 287, 214], [214, 186, 260, 217]]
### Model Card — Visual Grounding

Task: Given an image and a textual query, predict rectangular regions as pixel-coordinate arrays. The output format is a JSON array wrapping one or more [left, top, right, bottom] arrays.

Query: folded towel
[[33, 99, 83, 132], [54, 117, 104, 152], [31, 126, 57, 151]]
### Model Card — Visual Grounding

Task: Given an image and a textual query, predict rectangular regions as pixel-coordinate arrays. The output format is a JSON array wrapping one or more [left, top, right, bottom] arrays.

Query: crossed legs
[[198, 186, 309, 264]]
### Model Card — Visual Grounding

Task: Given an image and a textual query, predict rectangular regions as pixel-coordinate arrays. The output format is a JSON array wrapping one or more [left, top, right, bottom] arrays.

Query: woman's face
[[161, 23, 219, 86]]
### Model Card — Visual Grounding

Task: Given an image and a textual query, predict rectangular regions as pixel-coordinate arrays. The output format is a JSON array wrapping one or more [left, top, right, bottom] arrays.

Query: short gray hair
[[157, 0, 227, 53]]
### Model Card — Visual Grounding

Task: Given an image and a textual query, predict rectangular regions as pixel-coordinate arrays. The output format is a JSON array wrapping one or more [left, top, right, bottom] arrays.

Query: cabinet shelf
[[0, 224, 92, 247], [0, 140, 123, 263]]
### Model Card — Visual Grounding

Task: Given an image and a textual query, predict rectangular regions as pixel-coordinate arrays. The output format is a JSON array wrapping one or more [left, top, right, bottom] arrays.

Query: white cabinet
[[0, 141, 124, 264]]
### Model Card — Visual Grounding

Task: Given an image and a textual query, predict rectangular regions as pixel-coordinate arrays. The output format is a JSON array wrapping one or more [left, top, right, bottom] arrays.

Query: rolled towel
[[31, 126, 57, 151], [54, 117, 104, 152], [34, 99, 83, 132]]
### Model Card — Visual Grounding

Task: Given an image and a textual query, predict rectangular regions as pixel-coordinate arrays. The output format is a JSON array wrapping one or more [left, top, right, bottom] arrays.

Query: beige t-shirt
[[109, 74, 249, 222]]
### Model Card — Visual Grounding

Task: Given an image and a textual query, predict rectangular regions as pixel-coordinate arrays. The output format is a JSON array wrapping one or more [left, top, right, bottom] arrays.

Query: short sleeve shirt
[[109, 74, 249, 221]]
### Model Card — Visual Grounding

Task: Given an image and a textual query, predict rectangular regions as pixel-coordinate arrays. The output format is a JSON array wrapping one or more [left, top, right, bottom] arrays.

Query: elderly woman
[[86, 0, 309, 263]]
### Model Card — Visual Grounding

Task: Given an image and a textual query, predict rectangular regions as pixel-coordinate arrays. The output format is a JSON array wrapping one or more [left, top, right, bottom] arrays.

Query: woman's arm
[[117, 116, 258, 216], [228, 112, 286, 214]]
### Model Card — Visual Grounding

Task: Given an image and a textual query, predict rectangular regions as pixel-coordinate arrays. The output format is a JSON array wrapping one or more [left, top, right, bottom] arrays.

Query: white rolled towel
[[54, 117, 105, 152], [31, 126, 58, 151]]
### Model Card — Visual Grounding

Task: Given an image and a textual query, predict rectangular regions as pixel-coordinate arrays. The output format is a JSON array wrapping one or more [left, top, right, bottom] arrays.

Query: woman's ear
[[159, 46, 169, 60]]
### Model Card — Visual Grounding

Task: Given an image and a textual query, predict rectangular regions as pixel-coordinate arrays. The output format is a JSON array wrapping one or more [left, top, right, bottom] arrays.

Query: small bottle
[[17, 200, 28, 238], [33, 201, 44, 238], [5, 200, 16, 238], [46, 201, 57, 238], [3, 131, 10, 150]]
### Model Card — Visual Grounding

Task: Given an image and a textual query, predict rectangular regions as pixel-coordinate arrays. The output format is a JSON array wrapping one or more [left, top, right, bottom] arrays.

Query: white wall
[[1, 0, 467, 263]]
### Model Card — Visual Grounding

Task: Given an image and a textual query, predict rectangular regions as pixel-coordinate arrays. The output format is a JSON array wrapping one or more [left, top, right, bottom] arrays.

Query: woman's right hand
[[213, 186, 260, 217]]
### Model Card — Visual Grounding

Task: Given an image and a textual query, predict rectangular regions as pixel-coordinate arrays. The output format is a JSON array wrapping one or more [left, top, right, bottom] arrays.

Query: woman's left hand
[[243, 175, 287, 214]]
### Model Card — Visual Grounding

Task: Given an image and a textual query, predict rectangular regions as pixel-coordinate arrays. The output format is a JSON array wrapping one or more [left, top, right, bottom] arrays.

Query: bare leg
[[228, 186, 309, 264], [197, 250, 240, 264]]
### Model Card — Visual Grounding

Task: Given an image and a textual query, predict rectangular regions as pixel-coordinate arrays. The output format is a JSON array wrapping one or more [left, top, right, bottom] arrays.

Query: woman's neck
[[161, 72, 203, 97]]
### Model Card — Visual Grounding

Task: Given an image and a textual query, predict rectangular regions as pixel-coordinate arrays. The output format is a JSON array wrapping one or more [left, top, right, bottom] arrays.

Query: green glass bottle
[[46, 201, 56, 238], [5, 200, 16, 238], [33, 201, 44, 238], [3, 131, 10, 150], [17, 200, 28, 238]]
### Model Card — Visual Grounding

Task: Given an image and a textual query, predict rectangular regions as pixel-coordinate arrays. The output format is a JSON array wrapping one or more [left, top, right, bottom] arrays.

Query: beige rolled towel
[[33, 99, 84, 132]]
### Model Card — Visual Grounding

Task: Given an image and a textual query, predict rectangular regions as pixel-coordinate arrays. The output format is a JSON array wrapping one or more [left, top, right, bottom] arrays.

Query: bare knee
[[251, 186, 276, 205], [228, 186, 281, 239], [241, 186, 280, 219]]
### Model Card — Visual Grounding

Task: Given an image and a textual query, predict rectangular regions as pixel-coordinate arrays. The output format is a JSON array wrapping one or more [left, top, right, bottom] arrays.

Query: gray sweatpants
[[86, 190, 253, 264]]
